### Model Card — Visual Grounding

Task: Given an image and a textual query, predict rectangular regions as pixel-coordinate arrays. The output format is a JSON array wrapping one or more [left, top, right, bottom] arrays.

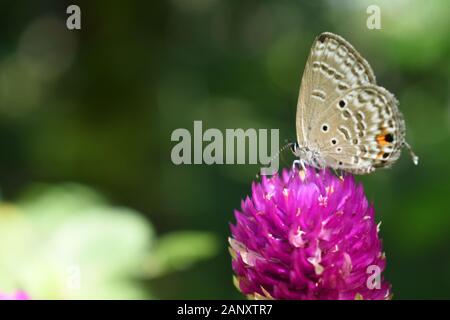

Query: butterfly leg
[[291, 159, 308, 182], [292, 159, 306, 172], [328, 166, 344, 179]]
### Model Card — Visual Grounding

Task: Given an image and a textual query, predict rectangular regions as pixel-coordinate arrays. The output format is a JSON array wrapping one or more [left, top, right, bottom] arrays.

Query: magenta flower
[[0, 290, 29, 300], [229, 167, 391, 300]]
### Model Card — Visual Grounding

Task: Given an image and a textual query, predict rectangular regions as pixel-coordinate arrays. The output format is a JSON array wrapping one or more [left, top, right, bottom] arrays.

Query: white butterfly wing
[[296, 32, 376, 148]]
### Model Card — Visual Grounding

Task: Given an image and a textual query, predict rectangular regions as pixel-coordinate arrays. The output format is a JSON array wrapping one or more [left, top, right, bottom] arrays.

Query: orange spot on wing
[[376, 128, 391, 147], [376, 135, 389, 147]]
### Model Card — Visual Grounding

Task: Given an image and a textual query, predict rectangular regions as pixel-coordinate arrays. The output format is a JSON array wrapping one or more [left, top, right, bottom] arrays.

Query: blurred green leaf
[[0, 184, 153, 299], [0, 184, 218, 299], [145, 231, 219, 278]]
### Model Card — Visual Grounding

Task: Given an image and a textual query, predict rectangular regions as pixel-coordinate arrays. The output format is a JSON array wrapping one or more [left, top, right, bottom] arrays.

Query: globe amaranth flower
[[229, 167, 391, 300], [0, 290, 29, 300]]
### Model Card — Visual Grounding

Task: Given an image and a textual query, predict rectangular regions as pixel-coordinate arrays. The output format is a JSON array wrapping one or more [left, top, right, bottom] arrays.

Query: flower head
[[229, 167, 391, 300], [0, 290, 29, 300]]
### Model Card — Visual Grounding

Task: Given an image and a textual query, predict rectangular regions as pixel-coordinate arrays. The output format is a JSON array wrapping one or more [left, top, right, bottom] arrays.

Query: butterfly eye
[[290, 142, 299, 154]]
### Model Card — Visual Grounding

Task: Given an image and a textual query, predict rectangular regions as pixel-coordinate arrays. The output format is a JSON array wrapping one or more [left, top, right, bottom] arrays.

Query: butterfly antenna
[[404, 141, 419, 165], [260, 142, 295, 176], [274, 141, 295, 164]]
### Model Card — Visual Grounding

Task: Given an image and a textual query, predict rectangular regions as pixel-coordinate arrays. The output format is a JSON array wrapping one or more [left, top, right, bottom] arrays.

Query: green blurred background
[[0, 0, 449, 299]]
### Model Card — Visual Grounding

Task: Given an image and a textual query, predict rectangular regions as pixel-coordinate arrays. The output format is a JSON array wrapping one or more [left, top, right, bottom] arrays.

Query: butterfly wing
[[296, 32, 376, 148], [314, 85, 406, 174]]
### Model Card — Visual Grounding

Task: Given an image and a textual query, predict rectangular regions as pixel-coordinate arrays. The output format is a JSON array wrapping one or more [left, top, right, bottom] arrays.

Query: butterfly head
[[291, 142, 323, 169]]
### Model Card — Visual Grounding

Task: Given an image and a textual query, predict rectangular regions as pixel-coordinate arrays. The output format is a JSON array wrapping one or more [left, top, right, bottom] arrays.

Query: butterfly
[[291, 32, 418, 174]]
